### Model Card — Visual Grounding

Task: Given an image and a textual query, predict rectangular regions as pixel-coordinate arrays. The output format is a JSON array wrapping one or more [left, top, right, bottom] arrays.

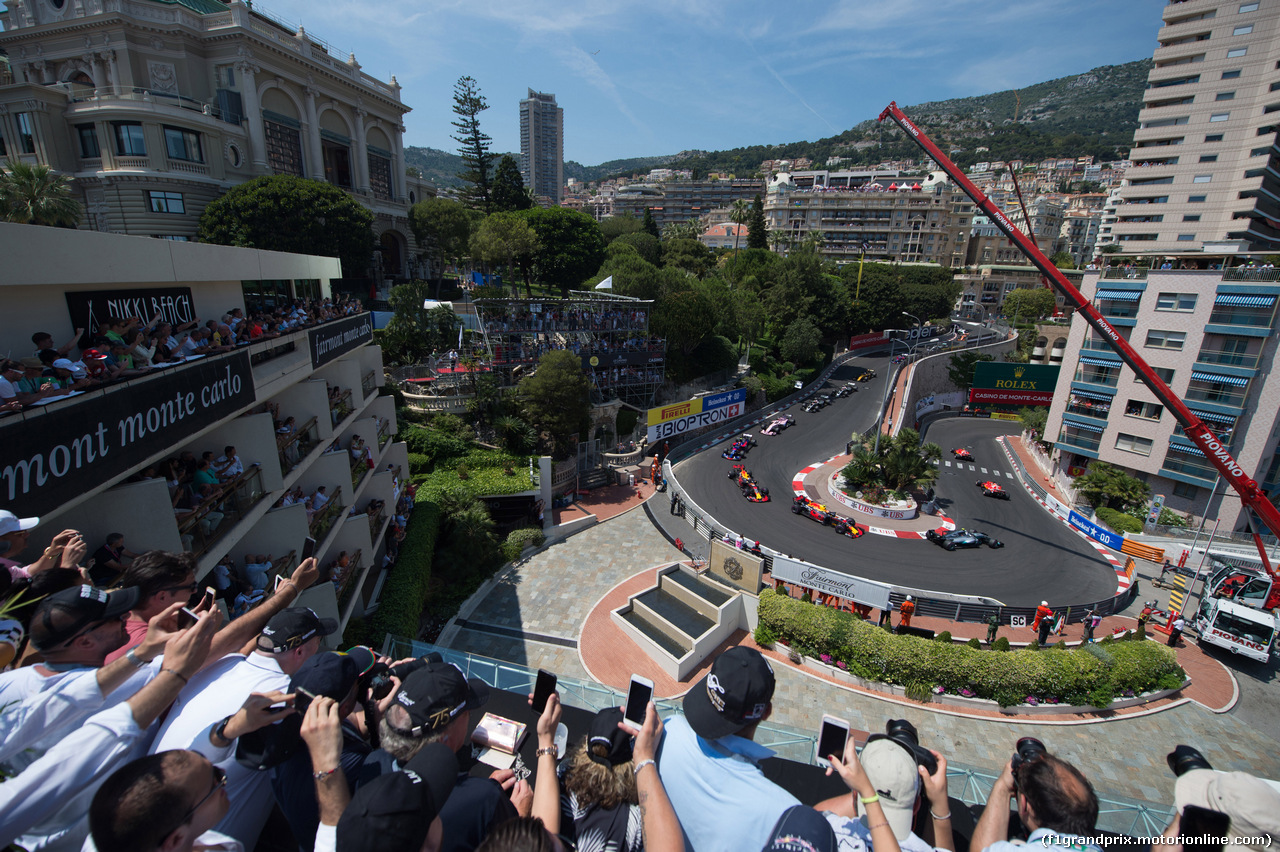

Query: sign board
[[769, 557, 891, 610], [1010, 615, 1027, 628], [66, 288, 196, 350], [1067, 510, 1124, 551], [581, 351, 664, 369], [1147, 494, 1166, 525], [971, 362, 1061, 399], [708, 539, 763, 593], [848, 332, 888, 351], [309, 313, 374, 369], [646, 388, 746, 442], [0, 352, 256, 518], [968, 388, 1056, 406]]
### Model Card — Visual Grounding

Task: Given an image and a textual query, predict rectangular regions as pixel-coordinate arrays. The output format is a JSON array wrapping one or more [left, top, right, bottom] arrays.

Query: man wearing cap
[[1166, 768, 1280, 843], [378, 661, 524, 852], [0, 358, 67, 407], [971, 745, 1099, 852], [150, 606, 337, 845], [656, 645, 800, 852], [0, 513, 84, 582]]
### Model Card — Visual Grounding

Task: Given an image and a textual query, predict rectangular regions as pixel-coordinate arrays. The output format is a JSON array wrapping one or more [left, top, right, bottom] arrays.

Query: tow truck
[[880, 101, 1280, 611], [1193, 596, 1278, 662]]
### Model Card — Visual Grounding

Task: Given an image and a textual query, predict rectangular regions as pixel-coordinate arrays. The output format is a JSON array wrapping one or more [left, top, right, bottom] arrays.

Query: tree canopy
[[600, 214, 642, 243], [747, 194, 768, 250], [1000, 287, 1058, 321], [517, 349, 590, 458], [490, 154, 532, 213], [470, 212, 539, 295], [409, 196, 476, 282], [197, 175, 374, 276], [1074, 461, 1152, 512], [381, 281, 462, 365], [946, 350, 994, 390], [452, 76, 495, 211], [516, 207, 606, 293]]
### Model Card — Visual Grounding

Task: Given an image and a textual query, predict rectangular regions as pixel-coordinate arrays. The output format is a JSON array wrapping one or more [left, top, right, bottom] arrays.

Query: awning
[[1079, 356, 1119, 367], [1168, 443, 1207, 458], [1072, 389, 1114, 402], [1214, 294, 1276, 307], [1063, 419, 1106, 434], [1189, 408, 1236, 425], [1096, 290, 1143, 301], [1190, 370, 1249, 387]]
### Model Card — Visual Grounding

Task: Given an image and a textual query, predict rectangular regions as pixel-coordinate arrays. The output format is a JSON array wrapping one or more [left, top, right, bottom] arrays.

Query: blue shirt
[[656, 715, 800, 852]]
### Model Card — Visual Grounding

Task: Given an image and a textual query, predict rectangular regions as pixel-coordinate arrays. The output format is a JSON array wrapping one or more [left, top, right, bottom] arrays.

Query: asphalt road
[[673, 355, 1119, 607]]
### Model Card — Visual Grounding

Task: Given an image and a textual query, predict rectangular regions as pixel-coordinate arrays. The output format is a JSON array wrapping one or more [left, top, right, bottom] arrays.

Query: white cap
[[905, 595, 912, 601], [51, 358, 74, 370], [1041, 601, 1048, 606], [0, 511, 38, 537]]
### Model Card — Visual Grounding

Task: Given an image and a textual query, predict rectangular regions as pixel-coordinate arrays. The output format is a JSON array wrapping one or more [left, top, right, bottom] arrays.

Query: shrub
[[754, 623, 778, 647], [905, 681, 934, 703], [967, 637, 981, 649], [500, 527, 546, 562], [993, 637, 1011, 652], [1096, 507, 1143, 535], [1054, 640, 1067, 651], [1087, 685, 1115, 708], [366, 499, 442, 648], [1027, 639, 1040, 651], [936, 631, 952, 643]]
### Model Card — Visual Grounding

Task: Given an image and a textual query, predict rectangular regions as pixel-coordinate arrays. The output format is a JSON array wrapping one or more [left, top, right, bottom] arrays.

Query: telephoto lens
[[883, 719, 938, 776], [1011, 737, 1047, 790], [1167, 745, 1213, 777]]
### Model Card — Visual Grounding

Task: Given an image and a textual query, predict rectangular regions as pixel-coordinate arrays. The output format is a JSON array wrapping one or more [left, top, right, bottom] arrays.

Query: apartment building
[[1044, 266, 1280, 527], [1059, 210, 1103, 266], [519, 89, 563, 206], [1111, 0, 1280, 253], [611, 179, 763, 229], [0, 223, 407, 633], [0, 0, 433, 278]]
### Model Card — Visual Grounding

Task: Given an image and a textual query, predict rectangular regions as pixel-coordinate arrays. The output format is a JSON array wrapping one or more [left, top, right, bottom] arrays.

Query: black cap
[[587, 707, 633, 767], [682, 646, 775, 740], [257, 607, 338, 653], [290, 651, 360, 700], [31, 584, 140, 651], [385, 661, 489, 738], [336, 742, 459, 852], [762, 805, 837, 852]]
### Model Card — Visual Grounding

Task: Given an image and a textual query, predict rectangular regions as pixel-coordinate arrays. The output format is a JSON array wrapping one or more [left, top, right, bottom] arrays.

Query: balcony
[[332, 549, 365, 608], [1206, 306, 1275, 329], [1066, 399, 1111, 420], [309, 485, 345, 540], [376, 417, 391, 450], [350, 444, 372, 490], [1194, 347, 1260, 369], [1222, 267, 1280, 282], [1185, 377, 1249, 409], [367, 506, 387, 541], [177, 464, 268, 558], [1101, 268, 1148, 280], [277, 416, 320, 475], [1161, 449, 1218, 483], [1057, 427, 1102, 454], [67, 85, 240, 125], [1081, 338, 1126, 353], [362, 370, 378, 398], [1074, 367, 1120, 388], [329, 387, 353, 426]]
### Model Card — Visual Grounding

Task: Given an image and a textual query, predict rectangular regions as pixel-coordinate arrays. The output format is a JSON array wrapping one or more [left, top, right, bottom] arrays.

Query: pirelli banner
[[646, 388, 746, 443], [968, 362, 1061, 407]]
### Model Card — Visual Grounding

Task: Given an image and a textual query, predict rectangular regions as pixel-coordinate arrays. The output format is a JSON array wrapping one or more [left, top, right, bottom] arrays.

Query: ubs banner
[[309, 314, 374, 369], [0, 352, 255, 518], [969, 362, 1061, 407], [66, 288, 196, 348]]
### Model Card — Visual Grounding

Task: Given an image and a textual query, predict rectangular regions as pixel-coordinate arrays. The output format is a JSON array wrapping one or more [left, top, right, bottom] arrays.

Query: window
[[1189, 194, 1208, 202], [1115, 433, 1154, 456], [113, 122, 146, 156], [1234, 24, 1254, 35], [1173, 481, 1199, 500], [152, 235, 191, 241], [1199, 155, 1219, 162], [1193, 174, 1213, 182], [1217, 92, 1236, 100], [147, 191, 185, 214], [1184, 214, 1202, 222], [1131, 176, 1176, 185], [1210, 113, 1231, 122], [1146, 330, 1186, 350], [1125, 400, 1164, 421], [15, 112, 35, 155], [1143, 117, 1190, 128], [0, 124, 6, 157], [163, 126, 203, 163], [76, 124, 100, 159], [1206, 133, 1225, 141], [1240, 2, 1259, 11], [1156, 292, 1197, 311], [1178, 233, 1197, 241], [1143, 366, 1176, 385], [264, 120, 305, 178], [1222, 69, 1242, 79], [1227, 48, 1248, 57], [367, 152, 393, 201]]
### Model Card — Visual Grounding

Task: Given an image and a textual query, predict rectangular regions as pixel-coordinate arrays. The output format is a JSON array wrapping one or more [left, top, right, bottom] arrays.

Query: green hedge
[[756, 590, 1184, 706], [365, 499, 442, 649], [1095, 507, 1143, 535], [501, 527, 547, 562], [416, 449, 536, 499]]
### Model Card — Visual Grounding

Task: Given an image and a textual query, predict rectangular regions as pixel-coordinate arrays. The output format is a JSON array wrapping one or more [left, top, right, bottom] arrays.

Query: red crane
[[879, 101, 1280, 605]]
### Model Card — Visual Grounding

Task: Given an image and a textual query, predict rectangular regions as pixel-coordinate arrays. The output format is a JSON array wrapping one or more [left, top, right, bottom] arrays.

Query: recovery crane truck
[[878, 102, 1280, 622]]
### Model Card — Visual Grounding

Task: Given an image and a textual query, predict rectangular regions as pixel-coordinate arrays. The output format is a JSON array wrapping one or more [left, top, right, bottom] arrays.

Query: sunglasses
[[178, 764, 226, 828]]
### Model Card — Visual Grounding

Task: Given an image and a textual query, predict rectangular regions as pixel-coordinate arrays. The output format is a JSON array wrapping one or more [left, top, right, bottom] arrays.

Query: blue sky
[[259, 0, 1168, 166]]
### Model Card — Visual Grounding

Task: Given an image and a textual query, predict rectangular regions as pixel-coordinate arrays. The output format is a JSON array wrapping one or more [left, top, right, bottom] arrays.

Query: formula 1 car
[[791, 494, 837, 524], [832, 516, 865, 539], [761, 415, 796, 436], [803, 396, 829, 413], [833, 383, 856, 398], [925, 528, 1004, 550], [856, 369, 876, 382], [976, 480, 1011, 500], [721, 434, 756, 460], [952, 448, 974, 461], [728, 464, 770, 502]]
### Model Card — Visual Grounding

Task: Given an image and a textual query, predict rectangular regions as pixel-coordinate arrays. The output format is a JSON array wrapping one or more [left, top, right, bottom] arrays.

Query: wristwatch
[[535, 746, 558, 759]]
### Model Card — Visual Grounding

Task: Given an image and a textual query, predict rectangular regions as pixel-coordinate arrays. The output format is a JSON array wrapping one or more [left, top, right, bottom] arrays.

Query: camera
[[1010, 737, 1047, 789], [867, 719, 938, 776], [1167, 744, 1213, 777], [360, 653, 441, 701]]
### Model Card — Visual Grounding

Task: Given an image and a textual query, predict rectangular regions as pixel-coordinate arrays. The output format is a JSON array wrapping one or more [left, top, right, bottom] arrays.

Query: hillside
[[404, 58, 1151, 189]]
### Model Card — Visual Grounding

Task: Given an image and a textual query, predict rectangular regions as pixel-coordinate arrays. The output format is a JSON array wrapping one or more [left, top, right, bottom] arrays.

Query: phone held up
[[817, 714, 850, 769], [532, 669, 557, 715], [623, 675, 654, 731]]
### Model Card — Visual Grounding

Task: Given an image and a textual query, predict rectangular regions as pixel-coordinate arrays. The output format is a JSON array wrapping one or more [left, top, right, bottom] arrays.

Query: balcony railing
[[1098, 306, 1138, 319], [1066, 403, 1110, 420], [368, 508, 387, 541], [1081, 338, 1126, 353], [264, 550, 299, 590], [1057, 429, 1102, 452], [333, 549, 364, 608], [329, 388, 353, 426], [1101, 268, 1148, 279], [277, 416, 320, 475], [1074, 369, 1120, 388], [309, 485, 345, 540], [350, 448, 371, 490], [1195, 347, 1260, 368], [362, 370, 378, 398], [1222, 267, 1280, 282], [1161, 452, 1218, 481], [177, 464, 267, 558], [376, 418, 391, 449], [1185, 382, 1249, 407], [1207, 308, 1275, 328], [67, 85, 238, 124]]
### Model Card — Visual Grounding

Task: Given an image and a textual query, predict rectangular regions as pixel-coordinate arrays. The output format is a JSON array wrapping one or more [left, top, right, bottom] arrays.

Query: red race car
[[952, 448, 974, 461], [976, 480, 1011, 500], [729, 465, 770, 502], [791, 494, 837, 525], [832, 516, 865, 538]]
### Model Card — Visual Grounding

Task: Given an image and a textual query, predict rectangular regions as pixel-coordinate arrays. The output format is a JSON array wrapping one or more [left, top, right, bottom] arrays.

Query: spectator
[[1167, 615, 1186, 647], [0, 515, 84, 582], [656, 646, 800, 851], [88, 533, 140, 587], [31, 328, 83, 358], [763, 807, 839, 852], [103, 550, 199, 664], [0, 358, 66, 408], [241, 553, 272, 592], [970, 744, 1099, 852], [80, 347, 122, 383], [311, 486, 330, 515], [899, 596, 915, 629], [1083, 610, 1101, 644], [214, 446, 244, 482], [1037, 610, 1053, 646], [1168, 768, 1280, 842], [379, 661, 523, 852]]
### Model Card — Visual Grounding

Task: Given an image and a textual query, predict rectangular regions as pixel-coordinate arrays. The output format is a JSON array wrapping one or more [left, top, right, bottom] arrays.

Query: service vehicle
[[1193, 597, 1278, 662], [952, 448, 974, 461], [976, 480, 1010, 500], [925, 528, 1004, 550], [721, 434, 756, 460], [761, 416, 795, 436]]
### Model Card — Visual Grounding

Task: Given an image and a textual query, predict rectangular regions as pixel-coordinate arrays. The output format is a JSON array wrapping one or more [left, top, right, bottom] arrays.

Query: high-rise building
[[1110, 0, 1280, 254], [519, 89, 563, 206]]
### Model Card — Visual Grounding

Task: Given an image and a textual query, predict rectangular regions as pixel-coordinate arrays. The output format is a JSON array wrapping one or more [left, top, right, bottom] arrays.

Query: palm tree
[[0, 161, 80, 227], [729, 198, 749, 265]]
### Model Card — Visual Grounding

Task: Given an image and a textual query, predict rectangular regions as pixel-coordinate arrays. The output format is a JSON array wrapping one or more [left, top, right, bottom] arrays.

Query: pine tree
[[490, 154, 533, 213], [747, 193, 768, 250], [642, 207, 660, 239], [452, 76, 494, 212]]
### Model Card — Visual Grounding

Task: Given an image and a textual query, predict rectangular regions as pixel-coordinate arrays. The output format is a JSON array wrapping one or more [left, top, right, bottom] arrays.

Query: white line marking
[[945, 460, 952, 467], [980, 467, 988, 474]]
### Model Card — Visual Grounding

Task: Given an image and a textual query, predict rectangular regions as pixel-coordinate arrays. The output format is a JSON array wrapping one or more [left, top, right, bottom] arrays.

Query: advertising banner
[[0, 352, 256, 518], [1067, 510, 1124, 551], [581, 351, 663, 370], [646, 388, 746, 442], [972, 362, 1061, 392], [769, 557, 892, 610], [968, 388, 1056, 406], [848, 332, 888, 350], [708, 539, 763, 593], [66, 288, 196, 349], [308, 313, 374, 369]]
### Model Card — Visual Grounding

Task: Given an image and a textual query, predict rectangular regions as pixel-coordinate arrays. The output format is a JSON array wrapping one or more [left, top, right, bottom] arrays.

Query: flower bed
[[756, 590, 1186, 709], [826, 473, 918, 519]]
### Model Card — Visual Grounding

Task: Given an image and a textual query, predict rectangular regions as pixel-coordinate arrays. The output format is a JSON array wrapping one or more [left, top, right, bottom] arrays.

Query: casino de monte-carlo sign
[[0, 352, 255, 518]]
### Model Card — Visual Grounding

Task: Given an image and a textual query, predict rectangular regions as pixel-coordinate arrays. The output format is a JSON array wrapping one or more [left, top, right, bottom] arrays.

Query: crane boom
[[878, 101, 1280, 581]]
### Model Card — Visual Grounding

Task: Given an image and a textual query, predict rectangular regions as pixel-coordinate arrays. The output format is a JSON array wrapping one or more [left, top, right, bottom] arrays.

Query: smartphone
[[532, 669, 557, 715], [817, 714, 850, 769], [1181, 805, 1230, 852], [293, 685, 317, 717], [274, 574, 287, 593], [301, 536, 317, 562], [177, 606, 199, 629], [623, 674, 654, 731]]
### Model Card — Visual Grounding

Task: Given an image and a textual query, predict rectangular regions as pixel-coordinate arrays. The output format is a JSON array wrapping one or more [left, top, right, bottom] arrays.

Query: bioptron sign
[[646, 388, 746, 443]]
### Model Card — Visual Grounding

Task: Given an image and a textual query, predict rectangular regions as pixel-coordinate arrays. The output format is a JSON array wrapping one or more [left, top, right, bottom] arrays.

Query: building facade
[[611, 179, 763, 230], [1110, 0, 1280, 254], [1043, 267, 1280, 528], [0, 0, 433, 278], [519, 89, 563, 206], [0, 223, 407, 634]]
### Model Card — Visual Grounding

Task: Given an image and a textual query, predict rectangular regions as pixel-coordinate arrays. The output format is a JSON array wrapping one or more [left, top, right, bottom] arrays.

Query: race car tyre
[[944, 542, 956, 551]]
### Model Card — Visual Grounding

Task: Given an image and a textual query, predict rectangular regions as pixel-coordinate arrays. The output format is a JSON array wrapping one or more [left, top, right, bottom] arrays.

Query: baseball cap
[[1175, 769, 1280, 839], [385, 661, 489, 738], [857, 738, 921, 841], [0, 511, 38, 537], [682, 646, 775, 741], [336, 742, 459, 852], [51, 358, 75, 370], [762, 805, 837, 852], [83, 348, 107, 361], [30, 584, 140, 651], [290, 651, 361, 702], [586, 707, 633, 767], [257, 607, 338, 653]]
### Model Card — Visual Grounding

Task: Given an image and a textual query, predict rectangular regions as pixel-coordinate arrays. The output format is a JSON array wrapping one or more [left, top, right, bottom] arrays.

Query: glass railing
[[350, 449, 371, 490], [1161, 453, 1218, 481], [265, 550, 299, 589], [177, 464, 267, 557], [277, 415, 320, 475], [309, 485, 344, 539], [1098, 306, 1138, 319], [377, 418, 391, 449], [1222, 267, 1280, 282], [1195, 347, 1260, 368], [1074, 370, 1120, 387], [333, 549, 364, 608], [329, 388, 353, 426], [362, 370, 377, 398], [1081, 338, 1126, 352], [1066, 403, 1110, 420], [1057, 430, 1102, 452], [1185, 385, 1248, 407], [1207, 308, 1275, 328], [368, 509, 387, 540], [1101, 268, 1148, 279]]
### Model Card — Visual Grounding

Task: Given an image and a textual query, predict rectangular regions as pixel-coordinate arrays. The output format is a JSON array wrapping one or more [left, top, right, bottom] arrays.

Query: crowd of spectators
[[476, 304, 651, 334], [0, 296, 363, 418]]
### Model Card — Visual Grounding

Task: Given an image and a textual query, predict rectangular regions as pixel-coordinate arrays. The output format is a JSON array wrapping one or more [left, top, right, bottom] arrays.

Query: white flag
[[595, 276, 614, 290]]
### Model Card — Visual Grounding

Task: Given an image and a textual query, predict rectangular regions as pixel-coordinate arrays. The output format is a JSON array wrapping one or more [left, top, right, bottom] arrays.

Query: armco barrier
[[1121, 538, 1166, 564]]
